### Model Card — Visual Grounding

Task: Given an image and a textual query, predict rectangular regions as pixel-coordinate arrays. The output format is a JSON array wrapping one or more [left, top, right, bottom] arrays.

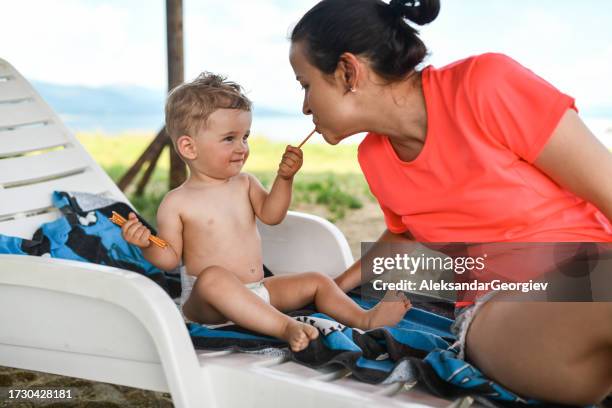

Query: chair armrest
[[0, 254, 211, 407], [258, 211, 354, 278]]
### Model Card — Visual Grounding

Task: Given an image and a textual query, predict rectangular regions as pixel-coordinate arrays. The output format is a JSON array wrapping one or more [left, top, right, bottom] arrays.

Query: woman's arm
[[334, 228, 416, 292], [534, 109, 612, 222]]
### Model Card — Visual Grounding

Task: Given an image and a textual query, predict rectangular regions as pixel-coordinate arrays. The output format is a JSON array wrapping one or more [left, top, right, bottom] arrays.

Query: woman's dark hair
[[291, 0, 440, 83]]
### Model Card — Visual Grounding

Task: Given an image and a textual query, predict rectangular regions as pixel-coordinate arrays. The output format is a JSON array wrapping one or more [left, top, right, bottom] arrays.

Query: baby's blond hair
[[165, 72, 252, 144]]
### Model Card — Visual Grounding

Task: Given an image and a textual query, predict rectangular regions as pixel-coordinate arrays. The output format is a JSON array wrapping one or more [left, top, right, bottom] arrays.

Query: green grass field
[[77, 132, 374, 223]]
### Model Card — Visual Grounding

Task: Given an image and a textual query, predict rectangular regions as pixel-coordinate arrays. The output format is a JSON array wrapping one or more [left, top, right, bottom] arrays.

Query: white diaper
[[179, 267, 197, 311], [179, 267, 270, 323], [244, 280, 271, 303]]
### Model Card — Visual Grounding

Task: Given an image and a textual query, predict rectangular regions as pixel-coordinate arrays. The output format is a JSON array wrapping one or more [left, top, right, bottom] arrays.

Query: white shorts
[[449, 290, 498, 360]]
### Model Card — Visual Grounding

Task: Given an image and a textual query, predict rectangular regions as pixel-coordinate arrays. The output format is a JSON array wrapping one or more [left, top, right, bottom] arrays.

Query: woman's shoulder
[[357, 133, 387, 165], [429, 53, 533, 105], [468, 52, 519, 68], [358, 132, 384, 153], [433, 52, 521, 82]]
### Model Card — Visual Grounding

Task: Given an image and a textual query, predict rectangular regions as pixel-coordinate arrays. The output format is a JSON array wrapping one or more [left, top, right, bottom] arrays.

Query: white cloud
[[420, 1, 611, 113], [2, 0, 610, 115], [183, 0, 317, 110], [1, 0, 165, 88]]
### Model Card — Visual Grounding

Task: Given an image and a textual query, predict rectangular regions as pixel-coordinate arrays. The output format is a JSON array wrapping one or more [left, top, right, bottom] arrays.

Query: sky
[[1, 0, 611, 117]]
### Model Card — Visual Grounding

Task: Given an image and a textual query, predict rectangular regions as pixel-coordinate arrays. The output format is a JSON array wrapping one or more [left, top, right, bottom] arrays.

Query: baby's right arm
[[121, 193, 183, 271]]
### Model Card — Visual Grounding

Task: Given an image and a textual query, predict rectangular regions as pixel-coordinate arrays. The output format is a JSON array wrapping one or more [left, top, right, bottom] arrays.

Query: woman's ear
[[337, 52, 361, 93], [176, 135, 197, 160]]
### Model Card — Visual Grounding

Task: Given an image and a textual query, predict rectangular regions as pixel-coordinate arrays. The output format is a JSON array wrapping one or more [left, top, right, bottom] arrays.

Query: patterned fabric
[[0, 191, 181, 298], [0, 191, 587, 407], [188, 296, 565, 407]]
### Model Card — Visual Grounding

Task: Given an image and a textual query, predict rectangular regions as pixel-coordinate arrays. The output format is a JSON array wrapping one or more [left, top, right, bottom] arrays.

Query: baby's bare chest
[[180, 182, 255, 233]]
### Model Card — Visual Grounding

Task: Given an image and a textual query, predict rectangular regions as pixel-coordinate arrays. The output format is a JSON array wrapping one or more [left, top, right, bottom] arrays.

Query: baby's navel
[[207, 218, 214, 225], [250, 268, 255, 274]]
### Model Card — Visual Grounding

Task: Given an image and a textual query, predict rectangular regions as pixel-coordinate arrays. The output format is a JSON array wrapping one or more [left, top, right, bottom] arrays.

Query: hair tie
[[388, 0, 421, 17]]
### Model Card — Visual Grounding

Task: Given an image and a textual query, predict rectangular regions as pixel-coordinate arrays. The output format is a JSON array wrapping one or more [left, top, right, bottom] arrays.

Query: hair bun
[[388, 0, 440, 25]]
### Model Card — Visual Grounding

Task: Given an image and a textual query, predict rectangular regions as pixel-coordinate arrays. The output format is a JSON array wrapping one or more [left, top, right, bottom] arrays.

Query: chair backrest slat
[[0, 78, 34, 103], [0, 171, 113, 218], [0, 100, 51, 128], [0, 147, 88, 186], [0, 124, 69, 157], [0, 61, 13, 77], [0, 58, 130, 239], [0, 211, 61, 239]]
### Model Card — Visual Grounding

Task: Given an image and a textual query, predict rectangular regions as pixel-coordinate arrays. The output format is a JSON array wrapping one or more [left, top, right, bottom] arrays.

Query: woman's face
[[289, 42, 362, 145]]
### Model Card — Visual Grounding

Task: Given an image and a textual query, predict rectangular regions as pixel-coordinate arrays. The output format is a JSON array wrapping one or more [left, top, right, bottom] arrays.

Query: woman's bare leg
[[264, 272, 411, 330], [183, 266, 318, 351], [466, 298, 612, 405]]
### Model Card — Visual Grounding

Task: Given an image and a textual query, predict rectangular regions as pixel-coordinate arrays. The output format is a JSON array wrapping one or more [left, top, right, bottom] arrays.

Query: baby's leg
[[183, 266, 318, 351], [264, 272, 411, 330], [182, 278, 229, 325]]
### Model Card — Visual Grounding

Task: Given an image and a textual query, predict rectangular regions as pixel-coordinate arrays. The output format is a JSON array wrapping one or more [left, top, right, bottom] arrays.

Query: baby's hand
[[121, 212, 151, 248], [278, 145, 303, 180]]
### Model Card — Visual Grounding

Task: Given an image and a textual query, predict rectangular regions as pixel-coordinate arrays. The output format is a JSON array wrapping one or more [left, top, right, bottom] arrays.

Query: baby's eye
[[242, 135, 249, 142], [224, 136, 234, 142]]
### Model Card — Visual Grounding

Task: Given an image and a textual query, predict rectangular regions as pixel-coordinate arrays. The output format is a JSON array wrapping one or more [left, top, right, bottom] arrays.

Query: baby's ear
[[176, 135, 197, 160]]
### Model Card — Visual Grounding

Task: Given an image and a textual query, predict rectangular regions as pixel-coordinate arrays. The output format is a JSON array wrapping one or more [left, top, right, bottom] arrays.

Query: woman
[[289, 0, 612, 405]]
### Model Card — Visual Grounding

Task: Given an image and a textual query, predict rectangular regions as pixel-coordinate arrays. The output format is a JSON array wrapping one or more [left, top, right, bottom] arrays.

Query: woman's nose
[[302, 95, 311, 115]]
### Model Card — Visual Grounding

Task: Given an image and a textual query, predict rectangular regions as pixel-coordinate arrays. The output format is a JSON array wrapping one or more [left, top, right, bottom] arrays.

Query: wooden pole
[[117, 128, 166, 191], [135, 129, 167, 195], [166, 0, 187, 190], [117, 0, 187, 195]]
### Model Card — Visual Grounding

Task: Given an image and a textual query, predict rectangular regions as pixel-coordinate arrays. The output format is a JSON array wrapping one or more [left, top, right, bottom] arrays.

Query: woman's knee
[[606, 303, 612, 344], [465, 301, 612, 405]]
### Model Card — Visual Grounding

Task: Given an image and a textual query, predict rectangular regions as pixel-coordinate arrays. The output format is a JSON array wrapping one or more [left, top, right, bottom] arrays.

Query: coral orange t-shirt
[[358, 53, 612, 243]]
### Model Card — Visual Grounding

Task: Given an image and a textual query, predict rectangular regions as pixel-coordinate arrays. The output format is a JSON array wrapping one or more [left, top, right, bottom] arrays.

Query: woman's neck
[[364, 71, 428, 162]]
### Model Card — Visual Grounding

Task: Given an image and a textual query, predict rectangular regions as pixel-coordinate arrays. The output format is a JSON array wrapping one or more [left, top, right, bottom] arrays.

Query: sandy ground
[[0, 205, 387, 407], [0, 365, 173, 407]]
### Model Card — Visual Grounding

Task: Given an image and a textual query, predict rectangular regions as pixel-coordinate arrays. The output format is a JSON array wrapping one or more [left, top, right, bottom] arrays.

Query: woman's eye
[[301, 84, 309, 91]]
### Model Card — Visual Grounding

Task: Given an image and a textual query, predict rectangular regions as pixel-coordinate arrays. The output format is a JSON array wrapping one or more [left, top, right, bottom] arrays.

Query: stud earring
[[350, 88, 356, 93]]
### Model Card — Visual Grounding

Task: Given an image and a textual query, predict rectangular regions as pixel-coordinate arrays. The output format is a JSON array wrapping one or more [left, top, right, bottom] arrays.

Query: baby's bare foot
[[281, 320, 319, 352], [363, 291, 411, 330]]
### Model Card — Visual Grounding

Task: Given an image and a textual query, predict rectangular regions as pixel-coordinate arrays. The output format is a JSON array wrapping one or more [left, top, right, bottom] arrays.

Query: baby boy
[[121, 72, 411, 351]]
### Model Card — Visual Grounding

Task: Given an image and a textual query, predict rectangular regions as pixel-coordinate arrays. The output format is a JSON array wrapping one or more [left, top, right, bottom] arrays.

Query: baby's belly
[[183, 228, 264, 283]]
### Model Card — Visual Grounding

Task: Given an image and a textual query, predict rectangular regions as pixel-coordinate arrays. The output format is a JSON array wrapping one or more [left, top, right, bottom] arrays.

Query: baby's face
[[192, 108, 252, 179]]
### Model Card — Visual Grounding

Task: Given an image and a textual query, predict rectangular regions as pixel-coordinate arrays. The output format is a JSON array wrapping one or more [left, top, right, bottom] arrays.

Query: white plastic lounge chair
[[0, 58, 462, 408]]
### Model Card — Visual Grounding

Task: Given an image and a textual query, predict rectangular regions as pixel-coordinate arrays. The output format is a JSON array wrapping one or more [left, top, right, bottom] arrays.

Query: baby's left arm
[[248, 145, 303, 225]]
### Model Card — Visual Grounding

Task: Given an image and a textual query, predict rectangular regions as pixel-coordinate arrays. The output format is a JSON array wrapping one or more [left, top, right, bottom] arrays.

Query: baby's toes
[[290, 338, 306, 352], [397, 293, 411, 308], [403, 298, 412, 309], [305, 325, 319, 340]]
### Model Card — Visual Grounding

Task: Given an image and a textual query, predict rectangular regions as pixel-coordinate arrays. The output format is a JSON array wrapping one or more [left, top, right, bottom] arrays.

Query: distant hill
[[27, 81, 611, 141], [30, 81, 297, 133], [32, 81, 165, 116]]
